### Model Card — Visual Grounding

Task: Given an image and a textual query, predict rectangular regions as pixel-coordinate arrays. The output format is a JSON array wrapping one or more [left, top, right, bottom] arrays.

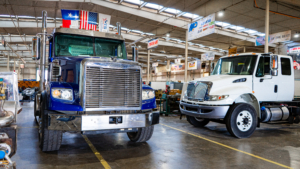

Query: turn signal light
[[52, 90, 61, 97]]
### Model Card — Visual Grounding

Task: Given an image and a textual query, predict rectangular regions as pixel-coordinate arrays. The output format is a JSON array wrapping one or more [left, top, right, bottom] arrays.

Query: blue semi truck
[[33, 11, 159, 152]]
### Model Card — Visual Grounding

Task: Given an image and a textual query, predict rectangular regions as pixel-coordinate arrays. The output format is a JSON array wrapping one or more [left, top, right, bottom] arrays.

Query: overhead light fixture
[[218, 10, 224, 17], [294, 33, 299, 38], [166, 33, 170, 37], [138, 45, 141, 48]]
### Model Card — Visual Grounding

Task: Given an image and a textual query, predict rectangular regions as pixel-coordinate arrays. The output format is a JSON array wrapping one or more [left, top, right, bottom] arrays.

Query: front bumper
[[47, 112, 159, 132], [180, 101, 230, 119]]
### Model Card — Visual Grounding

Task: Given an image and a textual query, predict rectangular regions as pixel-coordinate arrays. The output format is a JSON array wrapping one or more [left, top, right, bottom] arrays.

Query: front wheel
[[226, 103, 257, 138], [187, 116, 209, 127], [39, 101, 63, 152], [127, 126, 154, 142]]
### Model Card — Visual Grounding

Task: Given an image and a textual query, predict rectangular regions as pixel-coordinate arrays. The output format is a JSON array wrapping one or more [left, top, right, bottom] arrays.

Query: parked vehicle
[[21, 88, 36, 101], [33, 11, 158, 152], [180, 53, 300, 138]]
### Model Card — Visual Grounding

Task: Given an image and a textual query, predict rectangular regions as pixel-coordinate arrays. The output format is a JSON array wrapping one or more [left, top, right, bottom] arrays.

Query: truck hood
[[192, 75, 253, 95]]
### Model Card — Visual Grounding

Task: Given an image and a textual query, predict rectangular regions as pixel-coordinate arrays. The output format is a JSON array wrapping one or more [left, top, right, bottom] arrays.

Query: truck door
[[253, 55, 278, 101], [277, 56, 294, 101]]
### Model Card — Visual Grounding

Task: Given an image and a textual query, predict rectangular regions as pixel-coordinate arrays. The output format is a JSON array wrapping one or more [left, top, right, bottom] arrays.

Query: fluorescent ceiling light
[[229, 25, 245, 30], [0, 15, 14, 17], [215, 21, 230, 27], [164, 8, 181, 14], [145, 33, 155, 36], [109, 25, 115, 28], [145, 3, 163, 10], [182, 13, 200, 19], [243, 29, 257, 34], [124, 0, 144, 5]]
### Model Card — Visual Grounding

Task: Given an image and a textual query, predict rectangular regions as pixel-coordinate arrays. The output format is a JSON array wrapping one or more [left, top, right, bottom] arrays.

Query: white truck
[[180, 53, 300, 138]]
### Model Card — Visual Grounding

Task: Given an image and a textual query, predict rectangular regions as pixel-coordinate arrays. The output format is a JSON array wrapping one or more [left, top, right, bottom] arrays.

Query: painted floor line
[[82, 135, 111, 169], [161, 123, 292, 169]]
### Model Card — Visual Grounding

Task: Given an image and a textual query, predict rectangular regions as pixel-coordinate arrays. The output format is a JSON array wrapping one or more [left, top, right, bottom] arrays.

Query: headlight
[[142, 90, 155, 100], [51, 88, 73, 101], [207, 95, 228, 101]]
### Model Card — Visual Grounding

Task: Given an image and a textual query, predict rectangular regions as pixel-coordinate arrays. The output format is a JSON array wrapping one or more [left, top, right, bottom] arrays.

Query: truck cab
[[34, 26, 159, 152], [180, 53, 297, 138]]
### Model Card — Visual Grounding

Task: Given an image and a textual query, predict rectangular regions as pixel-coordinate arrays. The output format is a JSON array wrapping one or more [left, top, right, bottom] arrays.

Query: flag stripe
[[79, 10, 97, 31]]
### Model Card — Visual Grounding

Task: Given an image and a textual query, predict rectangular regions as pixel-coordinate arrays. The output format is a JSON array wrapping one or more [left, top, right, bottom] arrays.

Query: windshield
[[54, 34, 127, 59], [212, 55, 257, 75]]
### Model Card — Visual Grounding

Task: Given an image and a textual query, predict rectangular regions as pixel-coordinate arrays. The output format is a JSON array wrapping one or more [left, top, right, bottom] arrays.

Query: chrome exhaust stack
[[117, 22, 121, 35], [39, 10, 47, 91]]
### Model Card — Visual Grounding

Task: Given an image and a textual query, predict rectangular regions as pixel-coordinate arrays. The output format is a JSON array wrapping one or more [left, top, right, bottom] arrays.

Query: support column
[[167, 60, 170, 81], [18, 65, 20, 80], [147, 49, 150, 85], [264, 0, 269, 53], [13, 59, 15, 71], [184, 30, 188, 82], [7, 52, 9, 71]]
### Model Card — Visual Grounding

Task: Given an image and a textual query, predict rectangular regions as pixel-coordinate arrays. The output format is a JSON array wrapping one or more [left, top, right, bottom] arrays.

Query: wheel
[[39, 101, 62, 152], [225, 103, 257, 138], [34, 97, 39, 125], [127, 126, 154, 142], [186, 116, 209, 127]]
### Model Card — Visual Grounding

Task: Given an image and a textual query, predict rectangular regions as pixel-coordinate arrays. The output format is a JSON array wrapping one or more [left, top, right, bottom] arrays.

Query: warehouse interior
[[0, 0, 299, 168]]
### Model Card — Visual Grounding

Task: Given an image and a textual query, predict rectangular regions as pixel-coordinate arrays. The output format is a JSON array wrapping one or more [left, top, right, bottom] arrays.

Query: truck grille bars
[[186, 81, 212, 101], [85, 65, 141, 110]]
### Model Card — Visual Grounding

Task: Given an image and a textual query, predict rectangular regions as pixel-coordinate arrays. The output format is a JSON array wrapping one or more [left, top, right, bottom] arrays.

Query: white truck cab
[[180, 53, 298, 138]]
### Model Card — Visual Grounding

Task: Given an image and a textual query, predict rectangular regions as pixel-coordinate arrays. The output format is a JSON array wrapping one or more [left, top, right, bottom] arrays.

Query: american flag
[[80, 10, 97, 31]]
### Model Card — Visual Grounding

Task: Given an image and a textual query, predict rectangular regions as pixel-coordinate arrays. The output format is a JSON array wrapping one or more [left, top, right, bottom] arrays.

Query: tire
[[34, 98, 39, 125], [127, 126, 154, 142], [186, 116, 209, 127], [39, 101, 62, 152], [225, 103, 257, 138]]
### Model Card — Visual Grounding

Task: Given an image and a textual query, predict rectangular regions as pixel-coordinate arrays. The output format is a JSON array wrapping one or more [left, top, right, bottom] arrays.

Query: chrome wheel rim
[[195, 117, 205, 122], [236, 110, 253, 132]]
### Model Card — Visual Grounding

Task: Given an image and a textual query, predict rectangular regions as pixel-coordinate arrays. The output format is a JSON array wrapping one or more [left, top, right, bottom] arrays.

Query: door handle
[[260, 79, 264, 82], [274, 85, 278, 93]]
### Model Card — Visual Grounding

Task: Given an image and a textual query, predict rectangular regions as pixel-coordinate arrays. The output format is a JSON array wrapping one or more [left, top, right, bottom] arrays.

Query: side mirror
[[270, 55, 278, 76], [132, 46, 138, 62], [32, 36, 40, 60]]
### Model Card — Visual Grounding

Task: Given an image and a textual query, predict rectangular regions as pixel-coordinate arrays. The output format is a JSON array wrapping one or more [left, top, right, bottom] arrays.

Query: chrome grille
[[85, 66, 141, 109], [187, 82, 209, 101]]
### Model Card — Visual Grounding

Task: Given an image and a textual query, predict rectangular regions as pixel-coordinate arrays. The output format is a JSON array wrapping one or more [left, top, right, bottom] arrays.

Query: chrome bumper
[[180, 101, 229, 119], [48, 112, 159, 131]]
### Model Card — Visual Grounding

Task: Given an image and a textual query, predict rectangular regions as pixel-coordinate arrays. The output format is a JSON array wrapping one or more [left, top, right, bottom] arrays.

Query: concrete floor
[[11, 102, 300, 169]]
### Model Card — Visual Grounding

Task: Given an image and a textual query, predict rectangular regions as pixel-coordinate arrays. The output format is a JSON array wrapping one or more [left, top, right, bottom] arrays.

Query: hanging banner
[[188, 61, 199, 70], [288, 46, 300, 54], [152, 62, 158, 67], [148, 39, 159, 49], [174, 59, 181, 64], [99, 13, 111, 32], [187, 14, 215, 41], [201, 52, 215, 61], [255, 30, 291, 46], [171, 64, 185, 72]]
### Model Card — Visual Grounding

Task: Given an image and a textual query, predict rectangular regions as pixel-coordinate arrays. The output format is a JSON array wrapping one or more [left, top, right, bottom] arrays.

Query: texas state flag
[[61, 9, 80, 29]]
